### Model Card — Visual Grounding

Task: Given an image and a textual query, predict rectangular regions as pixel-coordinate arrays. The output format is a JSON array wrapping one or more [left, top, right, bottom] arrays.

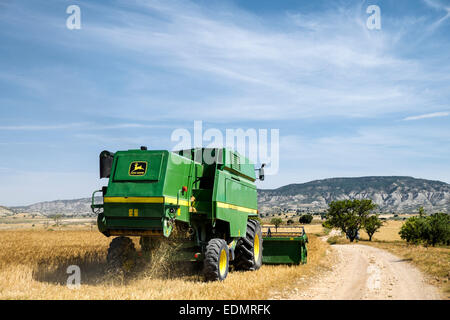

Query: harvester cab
[[91, 147, 307, 281]]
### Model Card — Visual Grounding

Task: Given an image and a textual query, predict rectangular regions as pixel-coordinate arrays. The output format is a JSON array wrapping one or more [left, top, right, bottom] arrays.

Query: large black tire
[[234, 219, 263, 271], [203, 238, 229, 281], [106, 236, 136, 274]]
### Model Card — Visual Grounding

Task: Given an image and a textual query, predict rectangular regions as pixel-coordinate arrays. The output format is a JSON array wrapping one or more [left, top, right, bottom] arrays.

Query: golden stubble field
[[359, 220, 404, 241], [0, 229, 329, 300]]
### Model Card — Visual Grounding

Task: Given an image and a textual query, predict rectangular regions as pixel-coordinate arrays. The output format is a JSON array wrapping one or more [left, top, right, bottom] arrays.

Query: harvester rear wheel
[[106, 236, 136, 274], [203, 238, 229, 281], [234, 219, 263, 271]]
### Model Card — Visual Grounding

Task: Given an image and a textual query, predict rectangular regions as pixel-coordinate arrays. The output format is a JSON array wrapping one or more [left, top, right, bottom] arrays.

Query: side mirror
[[258, 163, 265, 181], [99, 150, 114, 179]]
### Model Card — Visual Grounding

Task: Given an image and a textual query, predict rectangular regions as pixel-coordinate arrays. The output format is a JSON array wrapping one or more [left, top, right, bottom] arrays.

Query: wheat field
[[358, 220, 404, 241], [0, 229, 329, 300]]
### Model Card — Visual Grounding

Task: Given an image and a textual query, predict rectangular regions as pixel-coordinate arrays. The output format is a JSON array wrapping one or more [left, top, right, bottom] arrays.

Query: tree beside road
[[323, 199, 380, 242]]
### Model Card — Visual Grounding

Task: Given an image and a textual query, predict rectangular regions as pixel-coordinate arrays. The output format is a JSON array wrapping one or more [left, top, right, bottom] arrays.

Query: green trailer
[[91, 147, 307, 281]]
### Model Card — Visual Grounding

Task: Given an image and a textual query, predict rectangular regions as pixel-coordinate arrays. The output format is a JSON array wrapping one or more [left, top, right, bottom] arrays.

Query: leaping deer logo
[[132, 163, 144, 172], [129, 161, 147, 175]]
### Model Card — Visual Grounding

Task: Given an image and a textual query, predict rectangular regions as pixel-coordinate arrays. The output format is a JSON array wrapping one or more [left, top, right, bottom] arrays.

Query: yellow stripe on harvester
[[216, 202, 257, 214], [104, 196, 190, 207], [165, 197, 190, 207], [104, 197, 165, 203]]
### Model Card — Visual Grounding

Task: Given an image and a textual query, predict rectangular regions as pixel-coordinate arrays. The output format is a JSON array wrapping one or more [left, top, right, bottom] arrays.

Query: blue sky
[[0, 0, 449, 206]]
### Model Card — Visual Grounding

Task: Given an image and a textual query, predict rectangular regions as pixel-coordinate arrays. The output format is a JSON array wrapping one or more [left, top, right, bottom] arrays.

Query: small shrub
[[299, 214, 313, 224], [270, 218, 283, 231]]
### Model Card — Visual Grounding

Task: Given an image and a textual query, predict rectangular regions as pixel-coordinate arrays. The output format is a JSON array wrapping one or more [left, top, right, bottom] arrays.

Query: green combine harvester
[[91, 147, 307, 281]]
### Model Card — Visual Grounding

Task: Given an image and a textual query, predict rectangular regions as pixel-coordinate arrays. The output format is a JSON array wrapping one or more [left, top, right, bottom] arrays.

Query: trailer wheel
[[106, 236, 136, 274], [203, 238, 229, 281], [234, 219, 263, 271], [301, 243, 308, 264]]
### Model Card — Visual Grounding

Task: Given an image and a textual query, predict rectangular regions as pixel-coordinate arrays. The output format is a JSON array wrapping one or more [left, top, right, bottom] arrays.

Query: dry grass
[[359, 220, 404, 241], [326, 236, 350, 245], [303, 223, 325, 235], [0, 229, 330, 300]]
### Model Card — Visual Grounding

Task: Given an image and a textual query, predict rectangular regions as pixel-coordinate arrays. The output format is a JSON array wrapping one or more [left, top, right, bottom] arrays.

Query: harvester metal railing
[[262, 225, 306, 238]]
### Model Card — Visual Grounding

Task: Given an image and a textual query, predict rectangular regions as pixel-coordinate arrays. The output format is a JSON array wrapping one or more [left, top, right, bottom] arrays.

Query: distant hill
[[0, 206, 14, 217], [2, 176, 449, 216], [258, 176, 450, 214], [8, 198, 98, 216]]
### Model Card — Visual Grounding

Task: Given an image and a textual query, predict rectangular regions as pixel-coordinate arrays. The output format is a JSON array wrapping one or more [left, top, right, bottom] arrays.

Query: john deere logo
[[129, 161, 147, 176]]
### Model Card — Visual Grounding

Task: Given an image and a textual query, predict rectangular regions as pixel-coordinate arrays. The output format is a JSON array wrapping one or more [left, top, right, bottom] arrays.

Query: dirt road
[[290, 244, 441, 300]]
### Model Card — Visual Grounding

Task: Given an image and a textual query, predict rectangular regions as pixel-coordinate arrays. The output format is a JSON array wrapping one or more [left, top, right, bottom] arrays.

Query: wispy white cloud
[[423, 0, 450, 31], [423, 0, 446, 10], [429, 11, 450, 31], [403, 111, 450, 121]]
